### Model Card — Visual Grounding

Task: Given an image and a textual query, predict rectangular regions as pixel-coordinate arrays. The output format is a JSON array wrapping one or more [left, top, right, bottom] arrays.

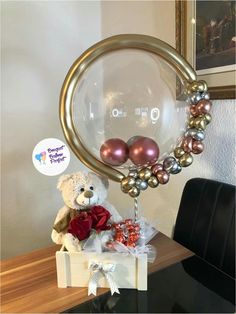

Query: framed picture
[[176, 0, 236, 99]]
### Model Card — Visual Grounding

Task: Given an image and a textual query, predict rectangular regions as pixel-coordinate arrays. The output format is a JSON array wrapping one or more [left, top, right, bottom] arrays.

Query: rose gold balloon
[[196, 99, 212, 114], [156, 170, 169, 184], [128, 136, 159, 166], [192, 140, 204, 154], [100, 138, 129, 166], [181, 136, 193, 153], [127, 135, 142, 147], [190, 105, 198, 117], [151, 163, 163, 175]]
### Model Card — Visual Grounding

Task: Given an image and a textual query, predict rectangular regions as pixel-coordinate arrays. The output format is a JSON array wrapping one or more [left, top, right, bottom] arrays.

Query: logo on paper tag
[[35, 151, 47, 164], [32, 138, 70, 176]]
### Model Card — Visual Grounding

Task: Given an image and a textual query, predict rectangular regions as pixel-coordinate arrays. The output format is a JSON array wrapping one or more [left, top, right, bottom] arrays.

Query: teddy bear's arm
[[51, 206, 70, 244]]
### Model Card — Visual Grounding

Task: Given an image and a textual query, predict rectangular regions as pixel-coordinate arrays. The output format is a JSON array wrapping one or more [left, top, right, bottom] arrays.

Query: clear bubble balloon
[[73, 49, 188, 169]]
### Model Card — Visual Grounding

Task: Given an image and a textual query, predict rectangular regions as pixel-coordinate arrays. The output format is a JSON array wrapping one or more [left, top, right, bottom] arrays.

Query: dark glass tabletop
[[63, 255, 235, 313]]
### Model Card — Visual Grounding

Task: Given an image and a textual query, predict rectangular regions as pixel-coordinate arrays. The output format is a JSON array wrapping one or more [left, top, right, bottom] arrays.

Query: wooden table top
[[1, 233, 193, 313]]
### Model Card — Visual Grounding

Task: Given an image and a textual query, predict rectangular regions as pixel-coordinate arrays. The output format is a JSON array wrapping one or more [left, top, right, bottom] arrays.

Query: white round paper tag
[[32, 138, 70, 176]]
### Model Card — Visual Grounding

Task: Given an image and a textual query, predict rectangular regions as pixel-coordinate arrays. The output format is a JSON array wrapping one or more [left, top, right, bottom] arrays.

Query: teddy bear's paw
[[63, 233, 81, 252]]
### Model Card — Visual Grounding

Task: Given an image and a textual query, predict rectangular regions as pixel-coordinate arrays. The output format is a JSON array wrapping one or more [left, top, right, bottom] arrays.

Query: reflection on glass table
[[64, 255, 235, 313]]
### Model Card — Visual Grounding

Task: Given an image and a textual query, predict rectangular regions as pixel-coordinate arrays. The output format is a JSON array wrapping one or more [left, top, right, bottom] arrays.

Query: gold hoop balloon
[[60, 34, 211, 197]]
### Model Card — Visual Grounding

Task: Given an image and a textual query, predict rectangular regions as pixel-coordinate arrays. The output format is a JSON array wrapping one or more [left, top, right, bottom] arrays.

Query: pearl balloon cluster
[[121, 91, 212, 198]]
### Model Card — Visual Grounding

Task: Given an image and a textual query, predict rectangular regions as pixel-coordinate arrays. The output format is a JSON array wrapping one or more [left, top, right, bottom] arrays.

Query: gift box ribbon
[[88, 261, 120, 296]]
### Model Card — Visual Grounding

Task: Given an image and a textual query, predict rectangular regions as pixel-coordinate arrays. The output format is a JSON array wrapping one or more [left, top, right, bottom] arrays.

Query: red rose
[[90, 206, 111, 232], [68, 211, 93, 240]]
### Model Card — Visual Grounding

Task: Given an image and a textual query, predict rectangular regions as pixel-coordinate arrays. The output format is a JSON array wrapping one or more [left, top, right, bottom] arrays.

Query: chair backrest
[[174, 178, 235, 278]]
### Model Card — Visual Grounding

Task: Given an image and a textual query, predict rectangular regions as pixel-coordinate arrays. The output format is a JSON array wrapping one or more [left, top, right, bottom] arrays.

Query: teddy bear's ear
[[57, 174, 73, 191], [88, 172, 109, 189]]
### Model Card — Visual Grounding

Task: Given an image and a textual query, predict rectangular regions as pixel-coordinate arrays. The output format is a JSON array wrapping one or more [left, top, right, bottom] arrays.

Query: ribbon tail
[[105, 272, 120, 295], [88, 271, 100, 296]]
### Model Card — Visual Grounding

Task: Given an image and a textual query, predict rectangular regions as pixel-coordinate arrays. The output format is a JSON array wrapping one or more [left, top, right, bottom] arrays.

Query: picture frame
[[176, 0, 236, 99]]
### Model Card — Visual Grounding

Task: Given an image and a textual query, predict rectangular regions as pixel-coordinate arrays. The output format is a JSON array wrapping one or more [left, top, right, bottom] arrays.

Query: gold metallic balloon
[[121, 186, 130, 193], [188, 117, 196, 128], [60, 34, 197, 183], [202, 113, 212, 125], [194, 116, 207, 130], [148, 176, 159, 188], [174, 147, 185, 158], [179, 153, 193, 167], [198, 80, 208, 92], [138, 168, 152, 181], [121, 177, 136, 193], [128, 186, 140, 198], [189, 80, 208, 93]]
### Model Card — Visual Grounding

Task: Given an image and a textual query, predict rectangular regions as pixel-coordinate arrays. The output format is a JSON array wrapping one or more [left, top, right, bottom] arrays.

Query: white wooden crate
[[56, 251, 147, 291]]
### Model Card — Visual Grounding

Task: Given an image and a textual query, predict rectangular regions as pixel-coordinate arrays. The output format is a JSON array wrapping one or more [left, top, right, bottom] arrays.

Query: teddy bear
[[51, 171, 122, 252]]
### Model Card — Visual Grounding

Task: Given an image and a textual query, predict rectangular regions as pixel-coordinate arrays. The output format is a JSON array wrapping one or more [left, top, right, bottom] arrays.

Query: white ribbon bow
[[88, 261, 120, 296]]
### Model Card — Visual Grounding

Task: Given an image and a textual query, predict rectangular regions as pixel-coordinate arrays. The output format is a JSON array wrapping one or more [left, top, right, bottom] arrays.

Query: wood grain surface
[[1, 232, 193, 313]]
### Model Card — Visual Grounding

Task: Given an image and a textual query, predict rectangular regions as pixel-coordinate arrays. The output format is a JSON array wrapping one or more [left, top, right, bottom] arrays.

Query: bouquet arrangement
[[68, 206, 157, 262]]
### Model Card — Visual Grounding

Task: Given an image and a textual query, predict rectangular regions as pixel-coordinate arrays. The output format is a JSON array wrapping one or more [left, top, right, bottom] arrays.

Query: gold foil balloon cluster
[[120, 82, 212, 198]]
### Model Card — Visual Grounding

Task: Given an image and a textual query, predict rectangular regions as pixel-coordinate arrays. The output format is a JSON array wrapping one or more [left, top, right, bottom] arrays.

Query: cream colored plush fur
[[51, 171, 122, 252]]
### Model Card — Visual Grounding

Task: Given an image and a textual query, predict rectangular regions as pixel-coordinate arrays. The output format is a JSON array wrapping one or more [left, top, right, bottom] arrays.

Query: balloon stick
[[134, 197, 139, 222]]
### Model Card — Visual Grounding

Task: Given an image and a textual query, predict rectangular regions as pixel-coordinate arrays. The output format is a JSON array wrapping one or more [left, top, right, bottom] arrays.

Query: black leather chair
[[174, 178, 235, 278]]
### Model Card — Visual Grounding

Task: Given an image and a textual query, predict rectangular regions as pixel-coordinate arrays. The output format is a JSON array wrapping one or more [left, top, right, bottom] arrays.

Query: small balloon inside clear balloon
[[100, 136, 160, 169]]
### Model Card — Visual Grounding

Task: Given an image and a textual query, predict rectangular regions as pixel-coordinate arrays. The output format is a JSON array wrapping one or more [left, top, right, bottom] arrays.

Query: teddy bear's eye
[[80, 187, 85, 192], [90, 186, 94, 190]]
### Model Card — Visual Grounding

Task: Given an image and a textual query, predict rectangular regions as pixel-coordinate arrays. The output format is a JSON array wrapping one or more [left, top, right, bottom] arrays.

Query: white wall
[[2, 1, 235, 259], [1, 1, 102, 258], [101, 0, 175, 43]]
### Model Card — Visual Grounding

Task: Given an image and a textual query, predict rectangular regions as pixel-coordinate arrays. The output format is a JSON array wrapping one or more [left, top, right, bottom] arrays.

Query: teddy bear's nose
[[84, 190, 94, 199]]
